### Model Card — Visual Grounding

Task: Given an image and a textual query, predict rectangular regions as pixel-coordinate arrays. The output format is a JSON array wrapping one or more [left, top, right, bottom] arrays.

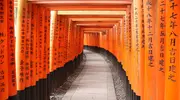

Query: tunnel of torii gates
[[0, 0, 180, 100]]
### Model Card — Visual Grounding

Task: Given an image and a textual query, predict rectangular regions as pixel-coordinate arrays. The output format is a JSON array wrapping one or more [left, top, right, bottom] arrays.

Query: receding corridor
[[1, 0, 179, 100], [59, 50, 116, 100]]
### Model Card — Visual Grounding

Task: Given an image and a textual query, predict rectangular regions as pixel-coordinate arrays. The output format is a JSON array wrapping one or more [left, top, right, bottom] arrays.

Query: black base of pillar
[[13, 52, 84, 100], [8, 95, 19, 100], [30, 86, 36, 100], [36, 80, 40, 100], [17, 90, 25, 100], [25, 87, 31, 100]]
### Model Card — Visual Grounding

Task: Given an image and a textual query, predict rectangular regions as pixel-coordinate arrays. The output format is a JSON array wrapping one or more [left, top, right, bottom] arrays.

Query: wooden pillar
[[25, 2, 31, 90], [143, 0, 157, 100], [16, 0, 27, 94], [7, 0, 17, 98], [155, 0, 166, 100], [50, 11, 57, 72], [0, 0, 11, 99], [46, 9, 50, 75], [133, 0, 144, 98], [165, 0, 180, 100]]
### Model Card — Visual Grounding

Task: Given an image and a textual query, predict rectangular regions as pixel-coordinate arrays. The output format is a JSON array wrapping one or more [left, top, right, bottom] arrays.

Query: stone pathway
[[62, 50, 117, 100]]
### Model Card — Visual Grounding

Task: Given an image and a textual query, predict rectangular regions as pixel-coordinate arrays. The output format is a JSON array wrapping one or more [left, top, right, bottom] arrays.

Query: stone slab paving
[[62, 50, 117, 100]]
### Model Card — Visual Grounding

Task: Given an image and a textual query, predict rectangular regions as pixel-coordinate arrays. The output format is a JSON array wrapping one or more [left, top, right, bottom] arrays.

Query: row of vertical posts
[[84, 0, 180, 100], [0, 0, 84, 100]]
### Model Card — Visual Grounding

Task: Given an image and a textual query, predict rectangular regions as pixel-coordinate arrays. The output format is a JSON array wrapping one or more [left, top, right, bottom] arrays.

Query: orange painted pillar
[[90, 33, 91, 46], [87, 34, 89, 47], [102, 32, 105, 49], [74, 25, 77, 56], [88, 33, 91, 46], [71, 22, 75, 60], [112, 27, 116, 55], [50, 11, 57, 72], [79, 28, 81, 53], [97, 33, 99, 47], [0, 0, 10, 99], [101, 33, 104, 49], [99, 32, 103, 48], [114, 23, 117, 57], [88, 33, 90, 47], [81, 28, 83, 53], [46, 9, 50, 75], [123, 15, 128, 78], [74, 24, 76, 57], [89, 33, 91, 46], [69, 21, 72, 60], [104, 32, 107, 50], [155, 0, 166, 100], [143, 0, 157, 100], [67, 19, 71, 61], [73, 23, 76, 59], [16, 0, 27, 93], [92, 33, 94, 46], [90, 33, 92, 46], [125, 6, 132, 86], [109, 30, 111, 52], [92, 33, 94, 47], [54, 12, 59, 70], [58, 16, 62, 66], [122, 17, 126, 71], [133, 0, 144, 96], [25, 2, 31, 89], [123, 15, 127, 77], [121, 18, 124, 66], [89, 33, 94, 46], [30, 4, 37, 87], [140, 0, 145, 99], [128, 5, 133, 91], [79, 27, 81, 54], [55, 15, 60, 69], [95, 33, 96, 47], [109, 29, 112, 53], [64, 17, 68, 63], [35, 5, 40, 83], [77, 26, 79, 56], [58, 16, 64, 67], [116, 23, 121, 62], [119, 19, 124, 63], [84, 34, 87, 46], [43, 8, 49, 78], [94, 33, 96, 47], [38, 6, 45, 80], [64, 17, 68, 64], [45, 8, 50, 76], [165, 0, 180, 100], [7, 0, 17, 97], [132, 1, 137, 93], [77, 27, 80, 55], [61, 16, 66, 66], [77, 26, 80, 54]]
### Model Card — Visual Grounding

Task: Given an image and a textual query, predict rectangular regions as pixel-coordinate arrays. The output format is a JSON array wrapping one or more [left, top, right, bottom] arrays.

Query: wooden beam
[[81, 26, 113, 28], [82, 27, 111, 30], [77, 24, 114, 27], [74, 21, 118, 24], [29, 0, 132, 5], [64, 15, 123, 18], [43, 5, 128, 11], [57, 11, 126, 15], [71, 18, 121, 21], [84, 30, 107, 33]]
